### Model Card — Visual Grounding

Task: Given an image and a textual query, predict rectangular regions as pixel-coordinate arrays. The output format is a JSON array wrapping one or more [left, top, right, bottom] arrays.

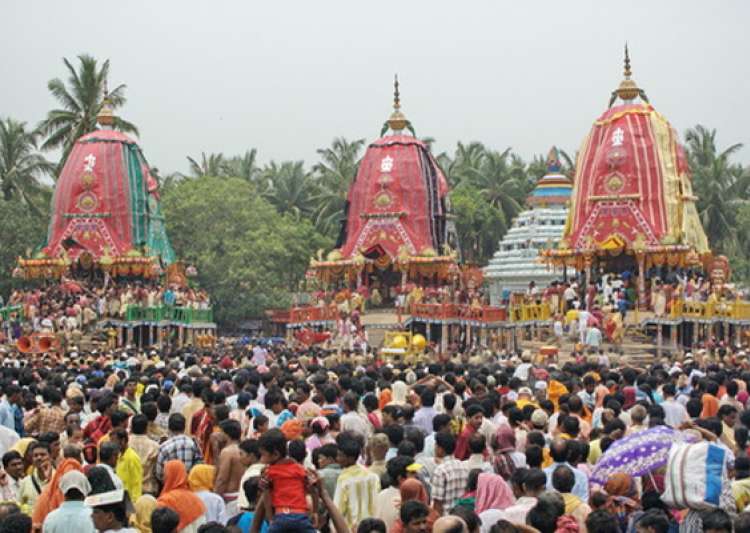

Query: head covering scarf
[[604, 473, 639, 501], [133, 494, 158, 533], [157, 460, 207, 531], [474, 473, 516, 514], [400, 478, 429, 505], [31, 458, 83, 527], [391, 479, 439, 533], [493, 426, 518, 479], [281, 419, 304, 441], [188, 464, 215, 493], [390, 381, 408, 405], [11, 437, 35, 458], [548, 380, 568, 410]]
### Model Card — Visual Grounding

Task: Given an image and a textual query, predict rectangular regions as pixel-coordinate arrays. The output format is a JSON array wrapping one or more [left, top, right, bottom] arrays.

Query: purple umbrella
[[590, 426, 695, 485]]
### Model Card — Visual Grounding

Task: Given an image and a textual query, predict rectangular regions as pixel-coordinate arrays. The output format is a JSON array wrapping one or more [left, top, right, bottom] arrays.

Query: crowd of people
[[0, 278, 211, 345], [0, 341, 747, 532]]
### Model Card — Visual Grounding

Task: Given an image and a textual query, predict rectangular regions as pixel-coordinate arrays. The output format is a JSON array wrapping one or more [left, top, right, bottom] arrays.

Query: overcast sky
[[2, 1, 749, 175]]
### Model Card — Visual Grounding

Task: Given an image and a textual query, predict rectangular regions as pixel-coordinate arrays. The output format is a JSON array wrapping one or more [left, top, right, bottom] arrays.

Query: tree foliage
[[0, 200, 49, 297], [0, 118, 54, 213], [38, 55, 138, 169], [160, 176, 331, 326]]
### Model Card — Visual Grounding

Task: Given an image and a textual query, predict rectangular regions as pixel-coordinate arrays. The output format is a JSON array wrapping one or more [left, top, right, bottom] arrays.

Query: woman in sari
[[305, 417, 334, 453], [390, 479, 439, 533], [188, 464, 227, 524], [31, 457, 82, 529], [157, 460, 207, 533], [133, 494, 158, 533], [475, 473, 516, 514], [492, 426, 519, 479]]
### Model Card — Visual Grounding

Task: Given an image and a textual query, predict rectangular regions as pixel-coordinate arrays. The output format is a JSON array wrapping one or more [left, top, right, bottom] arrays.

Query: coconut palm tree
[[0, 118, 54, 213], [465, 148, 526, 227], [685, 125, 746, 251], [225, 149, 261, 182], [261, 160, 318, 218], [38, 54, 138, 169], [186, 152, 228, 178], [443, 141, 487, 186], [311, 137, 365, 236]]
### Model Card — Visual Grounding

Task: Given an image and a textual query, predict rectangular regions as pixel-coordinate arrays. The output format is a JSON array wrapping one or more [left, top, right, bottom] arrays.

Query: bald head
[[550, 437, 569, 463], [433, 516, 468, 533]]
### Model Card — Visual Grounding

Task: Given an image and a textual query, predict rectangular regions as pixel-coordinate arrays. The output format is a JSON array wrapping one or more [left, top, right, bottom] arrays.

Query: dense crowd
[[0, 279, 211, 344], [0, 342, 747, 533]]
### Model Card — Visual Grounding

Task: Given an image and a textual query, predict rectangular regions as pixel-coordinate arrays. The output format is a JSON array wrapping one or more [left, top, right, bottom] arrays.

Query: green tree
[[186, 152, 228, 178], [685, 125, 746, 252], [438, 141, 487, 186], [38, 54, 138, 167], [451, 183, 506, 264], [0, 199, 49, 297], [465, 148, 526, 227], [225, 149, 261, 182], [312, 137, 365, 237], [161, 176, 330, 326], [261, 160, 318, 218], [0, 118, 54, 213]]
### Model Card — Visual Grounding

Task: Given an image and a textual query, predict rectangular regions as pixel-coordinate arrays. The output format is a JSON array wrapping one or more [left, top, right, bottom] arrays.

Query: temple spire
[[97, 78, 115, 128], [386, 74, 408, 133], [609, 43, 648, 107]]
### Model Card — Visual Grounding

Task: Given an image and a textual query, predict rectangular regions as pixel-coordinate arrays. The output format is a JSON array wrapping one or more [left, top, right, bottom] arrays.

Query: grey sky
[[2, 0, 749, 175]]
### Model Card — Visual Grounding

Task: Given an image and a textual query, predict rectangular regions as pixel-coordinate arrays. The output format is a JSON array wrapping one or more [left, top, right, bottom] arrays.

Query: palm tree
[[225, 149, 261, 182], [262, 161, 318, 218], [685, 125, 745, 251], [311, 137, 365, 236], [465, 148, 526, 226], [186, 152, 228, 178], [0, 118, 54, 213], [38, 55, 138, 169], [441, 141, 487, 186]]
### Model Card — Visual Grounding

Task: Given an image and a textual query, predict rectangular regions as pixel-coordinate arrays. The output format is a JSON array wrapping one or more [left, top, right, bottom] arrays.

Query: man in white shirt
[[661, 383, 689, 428], [340, 393, 369, 439], [413, 390, 438, 437], [462, 434, 493, 473], [251, 345, 267, 367]]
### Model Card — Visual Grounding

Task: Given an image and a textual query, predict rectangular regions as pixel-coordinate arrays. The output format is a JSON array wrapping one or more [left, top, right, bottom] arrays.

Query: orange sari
[[31, 458, 83, 527], [157, 460, 206, 531]]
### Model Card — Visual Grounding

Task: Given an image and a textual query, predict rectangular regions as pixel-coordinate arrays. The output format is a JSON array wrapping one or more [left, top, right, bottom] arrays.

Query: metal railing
[[0, 305, 23, 321], [124, 305, 213, 324], [670, 299, 750, 320], [508, 302, 552, 322]]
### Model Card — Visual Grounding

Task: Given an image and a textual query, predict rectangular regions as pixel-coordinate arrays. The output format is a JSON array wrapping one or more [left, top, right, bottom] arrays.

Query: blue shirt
[[0, 399, 14, 433], [42, 500, 96, 533], [544, 462, 589, 501]]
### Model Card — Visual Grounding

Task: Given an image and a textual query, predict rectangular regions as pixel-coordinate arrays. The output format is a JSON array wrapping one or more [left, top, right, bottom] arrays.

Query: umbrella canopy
[[590, 426, 695, 485]]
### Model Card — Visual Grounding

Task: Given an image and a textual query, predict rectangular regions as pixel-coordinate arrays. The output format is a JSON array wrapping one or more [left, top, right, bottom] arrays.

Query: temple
[[14, 93, 216, 349], [543, 45, 710, 306], [21, 95, 175, 277], [308, 76, 459, 300], [485, 147, 572, 305]]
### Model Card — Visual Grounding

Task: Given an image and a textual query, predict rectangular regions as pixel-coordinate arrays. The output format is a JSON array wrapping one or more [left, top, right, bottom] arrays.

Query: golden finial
[[623, 43, 632, 78], [386, 73, 408, 133], [610, 43, 648, 107], [97, 78, 115, 127], [393, 74, 400, 111]]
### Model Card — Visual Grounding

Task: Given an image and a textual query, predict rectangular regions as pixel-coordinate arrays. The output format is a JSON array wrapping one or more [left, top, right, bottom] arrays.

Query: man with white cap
[[41, 470, 95, 533]]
